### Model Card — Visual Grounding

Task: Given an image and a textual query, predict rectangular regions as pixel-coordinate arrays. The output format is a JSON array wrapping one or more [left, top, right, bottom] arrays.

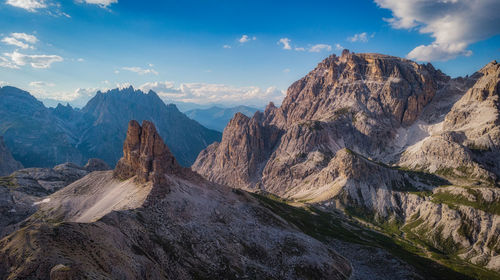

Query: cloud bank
[[375, 0, 500, 61], [139, 81, 285, 106]]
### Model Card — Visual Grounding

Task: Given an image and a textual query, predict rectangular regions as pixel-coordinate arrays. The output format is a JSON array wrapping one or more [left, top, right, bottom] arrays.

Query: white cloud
[[80, 0, 117, 8], [283, 68, 290, 73], [1, 37, 30, 49], [0, 56, 19, 69], [121, 66, 158, 75], [1, 33, 38, 49], [6, 0, 46, 12], [278, 38, 292, 50], [374, 0, 500, 61], [335, 43, 344, 51], [223, 44, 232, 49], [239, 35, 256, 43], [3, 51, 63, 68], [12, 32, 38, 43], [294, 47, 305, 51], [29, 81, 55, 87], [348, 32, 369, 43], [309, 44, 332, 53], [139, 81, 285, 106], [77, 58, 85, 62]]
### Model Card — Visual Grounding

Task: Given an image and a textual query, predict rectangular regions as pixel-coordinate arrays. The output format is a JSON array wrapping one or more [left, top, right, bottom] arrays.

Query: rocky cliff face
[[0, 136, 22, 176], [193, 52, 500, 274], [0, 120, 351, 280], [114, 120, 181, 186]]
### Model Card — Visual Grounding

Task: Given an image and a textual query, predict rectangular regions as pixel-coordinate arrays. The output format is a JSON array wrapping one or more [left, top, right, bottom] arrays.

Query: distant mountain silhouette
[[0, 86, 221, 167], [185, 105, 260, 131]]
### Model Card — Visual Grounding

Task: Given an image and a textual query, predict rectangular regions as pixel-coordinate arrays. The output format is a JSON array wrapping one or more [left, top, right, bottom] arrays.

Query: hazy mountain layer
[[186, 105, 260, 131], [0, 86, 221, 168], [0, 136, 22, 176]]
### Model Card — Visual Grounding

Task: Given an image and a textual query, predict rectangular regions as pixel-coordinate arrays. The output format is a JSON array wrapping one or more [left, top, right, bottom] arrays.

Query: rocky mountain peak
[[275, 52, 449, 128], [114, 120, 179, 185]]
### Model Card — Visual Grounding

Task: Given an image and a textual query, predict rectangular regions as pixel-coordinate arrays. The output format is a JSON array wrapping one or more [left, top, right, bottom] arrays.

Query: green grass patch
[[0, 175, 19, 189], [432, 190, 500, 216]]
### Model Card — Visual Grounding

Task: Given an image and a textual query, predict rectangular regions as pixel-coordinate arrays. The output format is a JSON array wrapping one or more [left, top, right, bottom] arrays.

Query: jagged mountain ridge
[[193, 51, 500, 275], [0, 120, 351, 279], [77, 86, 222, 167], [0, 86, 221, 168]]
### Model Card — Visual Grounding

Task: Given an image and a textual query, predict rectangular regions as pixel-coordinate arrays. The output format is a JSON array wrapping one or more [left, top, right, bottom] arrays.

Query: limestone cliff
[[193, 52, 500, 273]]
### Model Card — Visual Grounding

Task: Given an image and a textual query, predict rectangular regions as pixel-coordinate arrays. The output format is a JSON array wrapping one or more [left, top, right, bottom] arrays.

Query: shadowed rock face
[[114, 120, 180, 186], [0, 136, 22, 176]]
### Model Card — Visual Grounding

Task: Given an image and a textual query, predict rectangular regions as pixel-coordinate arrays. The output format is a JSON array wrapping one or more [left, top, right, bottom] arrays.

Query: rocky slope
[[0, 136, 22, 176], [185, 105, 260, 131], [0, 120, 351, 280], [0, 159, 109, 237], [0, 86, 221, 168], [193, 51, 500, 275]]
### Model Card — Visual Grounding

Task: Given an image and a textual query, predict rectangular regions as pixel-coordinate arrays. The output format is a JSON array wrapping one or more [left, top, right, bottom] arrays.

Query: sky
[[0, 0, 499, 108]]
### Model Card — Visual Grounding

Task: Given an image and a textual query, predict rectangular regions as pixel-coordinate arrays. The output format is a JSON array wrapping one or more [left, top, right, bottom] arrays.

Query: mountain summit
[[193, 52, 500, 273], [114, 120, 181, 186]]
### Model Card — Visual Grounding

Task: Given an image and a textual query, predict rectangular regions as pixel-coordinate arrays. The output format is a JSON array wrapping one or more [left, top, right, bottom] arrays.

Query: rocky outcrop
[[193, 112, 281, 190], [0, 136, 22, 176], [114, 120, 180, 186]]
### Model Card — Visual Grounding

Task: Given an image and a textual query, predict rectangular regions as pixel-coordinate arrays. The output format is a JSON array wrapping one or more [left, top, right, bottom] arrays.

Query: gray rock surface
[[0, 158, 110, 237]]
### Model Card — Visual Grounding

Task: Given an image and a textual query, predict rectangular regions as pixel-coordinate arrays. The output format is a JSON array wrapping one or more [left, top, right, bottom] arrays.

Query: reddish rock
[[114, 120, 180, 186]]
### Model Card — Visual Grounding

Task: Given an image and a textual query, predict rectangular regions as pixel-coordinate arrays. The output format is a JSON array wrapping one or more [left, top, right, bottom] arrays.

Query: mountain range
[[193, 50, 500, 277], [0, 50, 499, 279], [0, 86, 221, 168], [185, 105, 260, 132]]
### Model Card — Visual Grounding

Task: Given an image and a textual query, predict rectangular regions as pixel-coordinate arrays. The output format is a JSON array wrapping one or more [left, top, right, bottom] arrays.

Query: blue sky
[[0, 0, 499, 108]]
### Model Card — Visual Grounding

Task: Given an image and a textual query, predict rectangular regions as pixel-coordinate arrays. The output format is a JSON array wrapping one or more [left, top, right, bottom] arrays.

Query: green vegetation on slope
[[432, 188, 500, 216], [253, 193, 500, 280]]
